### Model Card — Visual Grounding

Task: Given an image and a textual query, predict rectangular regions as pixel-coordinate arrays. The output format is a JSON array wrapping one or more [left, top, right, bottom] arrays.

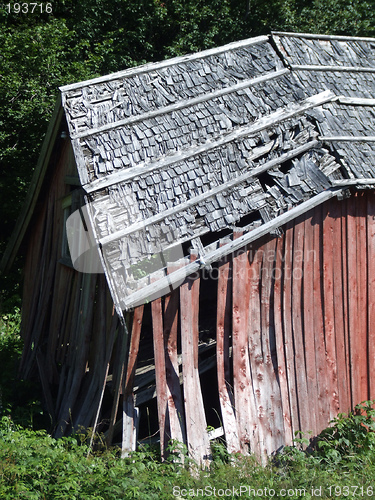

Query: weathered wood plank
[[152, 294, 169, 458], [313, 205, 329, 432], [330, 200, 350, 413], [323, 202, 340, 420], [356, 193, 369, 402], [341, 197, 352, 411], [273, 233, 293, 446], [292, 217, 311, 434], [347, 195, 360, 406], [122, 306, 144, 456], [367, 192, 375, 401], [180, 251, 211, 467], [232, 232, 256, 456], [216, 252, 241, 454], [164, 263, 186, 447], [248, 242, 267, 459], [282, 223, 299, 437], [303, 211, 319, 436], [259, 238, 284, 455]]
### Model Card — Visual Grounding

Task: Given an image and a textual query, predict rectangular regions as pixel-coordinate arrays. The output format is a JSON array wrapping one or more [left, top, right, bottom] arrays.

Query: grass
[[2, 308, 375, 498]]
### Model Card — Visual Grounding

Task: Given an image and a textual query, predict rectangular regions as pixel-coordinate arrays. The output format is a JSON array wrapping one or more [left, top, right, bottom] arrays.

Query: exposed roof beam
[[122, 188, 345, 309], [84, 90, 335, 194], [71, 68, 290, 140], [320, 136, 375, 142], [332, 178, 375, 187], [291, 65, 375, 73], [99, 139, 320, 246], [338, 97, 375, 106]]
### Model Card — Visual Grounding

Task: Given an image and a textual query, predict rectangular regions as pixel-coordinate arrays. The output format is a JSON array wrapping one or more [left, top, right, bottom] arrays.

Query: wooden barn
[[2, 32, 375, 464]]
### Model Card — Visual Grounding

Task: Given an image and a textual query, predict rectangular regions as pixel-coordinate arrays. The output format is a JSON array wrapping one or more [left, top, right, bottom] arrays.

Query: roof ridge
[[60, 35, 269, 93], [272, 31, 375, 42]]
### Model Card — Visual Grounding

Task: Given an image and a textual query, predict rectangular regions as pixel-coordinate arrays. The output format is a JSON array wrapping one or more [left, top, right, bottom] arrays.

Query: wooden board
[[232, 232, 255, 456], [347, 194, 360, 407], [330, 200, 350, 413], [180, 252, 211, 466], [282, 223, 299, 437], [303, 211, 319, 436], [356, 193, 369, 402], [164, 263, 186, 448], [291, 217, 310, 433], [273, 233, 293, 445], [122, 306, 144, 456], [312, 205, 329, 432], [367, 193, 375, 401], [216, 252, 241, 454], [322, 202, 340, 420], [151, 295, 169, 458]]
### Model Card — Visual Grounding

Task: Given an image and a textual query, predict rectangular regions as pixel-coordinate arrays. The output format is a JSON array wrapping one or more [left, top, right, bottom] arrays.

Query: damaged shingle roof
[[60, 32, 375, 310]]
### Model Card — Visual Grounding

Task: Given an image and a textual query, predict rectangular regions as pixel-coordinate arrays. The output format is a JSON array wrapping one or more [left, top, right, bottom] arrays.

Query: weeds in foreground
[[1, 403, 375, 499]]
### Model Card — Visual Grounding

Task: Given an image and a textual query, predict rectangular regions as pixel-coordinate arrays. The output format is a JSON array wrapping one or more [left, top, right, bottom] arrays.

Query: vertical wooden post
[[216, 248, 241, 454], [164, 263, 186, 448], [232, 231, 256, 456], [152, 291, 169, 458], [180, 251, 211, 467], [122, 306, 144, 457]]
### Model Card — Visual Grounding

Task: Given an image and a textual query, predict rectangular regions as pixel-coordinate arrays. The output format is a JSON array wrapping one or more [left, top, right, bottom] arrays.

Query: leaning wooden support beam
[[122, 306, 144, 457], [216, 250, 241, 454], [164, 263, 186, 448], [180, 251, 211, 467], [151, 291, 169, 459]]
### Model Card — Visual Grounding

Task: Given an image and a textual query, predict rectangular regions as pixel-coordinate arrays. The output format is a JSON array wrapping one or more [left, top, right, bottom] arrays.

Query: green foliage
[[1, 401, 375, 498], [316, 400, 375, 469]]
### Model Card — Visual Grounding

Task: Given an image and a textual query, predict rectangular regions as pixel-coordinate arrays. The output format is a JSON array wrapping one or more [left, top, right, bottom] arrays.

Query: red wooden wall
[[126, 190, 375, 464]]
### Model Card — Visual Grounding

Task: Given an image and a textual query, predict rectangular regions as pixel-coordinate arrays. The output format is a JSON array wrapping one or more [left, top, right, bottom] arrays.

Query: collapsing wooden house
[[3, 32, 375, 464]]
